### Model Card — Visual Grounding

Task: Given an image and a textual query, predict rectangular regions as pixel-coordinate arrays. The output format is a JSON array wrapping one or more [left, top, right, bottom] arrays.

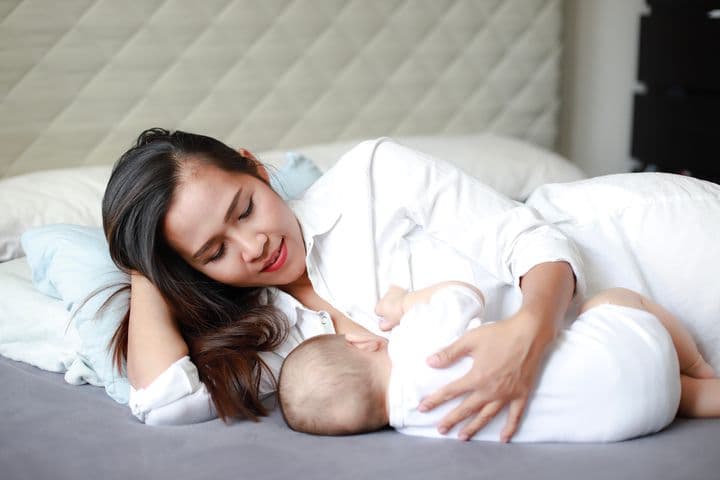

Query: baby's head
[[278, 333, 392, 435]]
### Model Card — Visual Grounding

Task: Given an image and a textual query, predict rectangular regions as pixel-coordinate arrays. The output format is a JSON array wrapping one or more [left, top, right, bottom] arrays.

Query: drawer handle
[[709, 9, 720, 19]]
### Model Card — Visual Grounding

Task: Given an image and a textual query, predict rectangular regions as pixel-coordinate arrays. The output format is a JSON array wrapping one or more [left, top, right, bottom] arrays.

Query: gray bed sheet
[[1, 355, 717, 480]]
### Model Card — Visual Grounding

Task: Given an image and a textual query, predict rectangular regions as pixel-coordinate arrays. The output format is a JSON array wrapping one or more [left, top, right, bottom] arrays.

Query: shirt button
[[320, 312, 330, 326]]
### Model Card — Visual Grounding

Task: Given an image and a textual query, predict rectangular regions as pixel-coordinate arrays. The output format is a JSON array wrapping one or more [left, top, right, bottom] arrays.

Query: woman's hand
[[419, 261, 576, 442], [418, 309, 550, 442]]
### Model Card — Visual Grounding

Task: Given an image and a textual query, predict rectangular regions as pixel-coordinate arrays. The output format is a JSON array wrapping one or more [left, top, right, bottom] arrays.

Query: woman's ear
[[345, 333, 386, 352], [237, 147, 269, 182], [256, 163, 270, 183]]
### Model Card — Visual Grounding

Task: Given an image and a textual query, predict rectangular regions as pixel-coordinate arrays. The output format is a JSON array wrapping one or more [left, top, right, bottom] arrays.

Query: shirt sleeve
[[427, 284, 486, 336], [361, 138, 586, 297]]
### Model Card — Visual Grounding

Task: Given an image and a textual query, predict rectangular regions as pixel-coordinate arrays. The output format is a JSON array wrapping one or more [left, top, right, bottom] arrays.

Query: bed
[[1, 1, 719, 479]]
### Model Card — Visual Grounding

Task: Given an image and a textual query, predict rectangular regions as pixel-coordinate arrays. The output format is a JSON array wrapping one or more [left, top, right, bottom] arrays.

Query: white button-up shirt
[[128, 138, 585, 425]]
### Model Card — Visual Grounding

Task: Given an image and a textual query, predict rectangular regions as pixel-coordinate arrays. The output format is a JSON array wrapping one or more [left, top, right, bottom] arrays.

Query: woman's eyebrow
[[192, 187, 242, 260], [223, 188, 242, 222]]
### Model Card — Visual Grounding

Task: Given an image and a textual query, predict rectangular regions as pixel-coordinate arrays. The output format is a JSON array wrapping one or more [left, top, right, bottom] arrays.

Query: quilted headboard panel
[[0, 0, 563, 178]]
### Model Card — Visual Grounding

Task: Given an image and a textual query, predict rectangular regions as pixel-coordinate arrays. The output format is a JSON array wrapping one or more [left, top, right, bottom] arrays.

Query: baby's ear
[[345, 333, 385, 352]]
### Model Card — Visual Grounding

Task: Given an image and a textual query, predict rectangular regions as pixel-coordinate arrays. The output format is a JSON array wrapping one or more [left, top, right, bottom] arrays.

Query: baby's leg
[[581, 288, 719, 418], [580, 288, 714, 378], [488, 300, 681, 441], [680, 376, 720, 417]]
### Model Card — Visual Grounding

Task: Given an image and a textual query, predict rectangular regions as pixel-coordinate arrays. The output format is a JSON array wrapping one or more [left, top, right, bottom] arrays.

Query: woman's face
[[163, 160, 307, 288]]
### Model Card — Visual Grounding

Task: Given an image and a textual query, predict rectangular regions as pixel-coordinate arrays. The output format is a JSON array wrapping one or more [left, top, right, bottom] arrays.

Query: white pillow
[[0, 165, 111, 262], [0, 135, 585, 262], [526, 172, 720, 372], [259, 134, 587, 201]]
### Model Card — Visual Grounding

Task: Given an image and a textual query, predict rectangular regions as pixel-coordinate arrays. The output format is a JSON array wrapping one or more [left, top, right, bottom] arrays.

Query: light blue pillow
[[21, 224, 131, 404], [269, 152, 323, 200]]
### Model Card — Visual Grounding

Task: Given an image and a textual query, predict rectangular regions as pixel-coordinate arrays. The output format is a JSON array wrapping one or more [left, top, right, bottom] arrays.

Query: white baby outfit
[[388, 285, 680, 442]]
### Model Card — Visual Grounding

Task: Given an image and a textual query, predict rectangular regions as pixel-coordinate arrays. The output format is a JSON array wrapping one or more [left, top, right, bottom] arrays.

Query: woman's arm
[[333, 139, 584, 440], [418, 261, 575, 442], [126, 274, 218, 425], [127, 273, 189, 388]]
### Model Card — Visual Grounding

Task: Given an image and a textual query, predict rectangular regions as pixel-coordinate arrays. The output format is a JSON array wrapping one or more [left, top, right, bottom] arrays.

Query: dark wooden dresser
[[631, 0, 720, 183]]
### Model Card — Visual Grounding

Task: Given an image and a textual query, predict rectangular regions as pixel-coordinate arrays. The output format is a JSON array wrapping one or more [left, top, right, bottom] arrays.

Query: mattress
[[1, 354, 718, 480]]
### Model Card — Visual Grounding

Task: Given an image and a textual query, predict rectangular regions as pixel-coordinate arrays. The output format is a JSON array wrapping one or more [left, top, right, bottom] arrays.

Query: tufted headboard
[[0, 0, 563, 178]]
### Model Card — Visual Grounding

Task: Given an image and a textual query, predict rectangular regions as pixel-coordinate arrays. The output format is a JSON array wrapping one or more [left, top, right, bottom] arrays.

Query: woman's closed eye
[[207, 243, 225, 263], [206, 198, 254, 264], [239, 198, 254, 219]]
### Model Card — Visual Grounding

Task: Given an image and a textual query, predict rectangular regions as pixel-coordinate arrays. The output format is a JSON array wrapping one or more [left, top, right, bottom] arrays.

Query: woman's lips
[[262, 239, 287, 273]]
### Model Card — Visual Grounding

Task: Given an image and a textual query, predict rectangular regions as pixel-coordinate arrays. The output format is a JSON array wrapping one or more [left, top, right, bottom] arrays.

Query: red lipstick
[[262, 239, 287, 273]]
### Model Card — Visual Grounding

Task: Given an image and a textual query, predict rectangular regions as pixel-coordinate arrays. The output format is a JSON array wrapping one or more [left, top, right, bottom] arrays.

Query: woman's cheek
[[219, 266, 234, 283], [206, 264, 227, 283]]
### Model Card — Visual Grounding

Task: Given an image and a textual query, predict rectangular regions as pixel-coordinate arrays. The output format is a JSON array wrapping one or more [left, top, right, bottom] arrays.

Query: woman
[[103, 129, 677, 440]]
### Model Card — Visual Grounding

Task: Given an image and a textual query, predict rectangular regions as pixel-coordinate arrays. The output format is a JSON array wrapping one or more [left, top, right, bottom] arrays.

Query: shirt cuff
[[510, 226, 587, 301], [143, 383, 216, 426], [128, 355, 213, 425]]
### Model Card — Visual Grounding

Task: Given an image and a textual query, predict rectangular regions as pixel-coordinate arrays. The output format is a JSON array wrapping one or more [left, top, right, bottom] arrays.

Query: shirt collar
[[288, 197, 341, 249], [265, 287, 302, 322]]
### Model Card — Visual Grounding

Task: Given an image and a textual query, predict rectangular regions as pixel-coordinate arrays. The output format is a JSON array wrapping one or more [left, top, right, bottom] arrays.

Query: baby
[[277, 282, 719, 442]]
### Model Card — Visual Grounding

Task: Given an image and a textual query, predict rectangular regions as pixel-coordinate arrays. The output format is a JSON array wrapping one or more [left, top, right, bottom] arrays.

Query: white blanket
[[0, 258, 108, 388]]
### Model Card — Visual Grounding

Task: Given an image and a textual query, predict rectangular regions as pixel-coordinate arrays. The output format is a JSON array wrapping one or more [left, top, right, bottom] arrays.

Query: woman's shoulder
[[289, 139, 387, 201], [327, 137, 447, 188], [291, 136, 452, 218], [327, 138, 389, 174]]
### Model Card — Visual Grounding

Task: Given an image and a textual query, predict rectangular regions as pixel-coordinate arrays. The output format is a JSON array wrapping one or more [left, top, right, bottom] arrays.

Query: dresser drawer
[[638, 3, 720, 91], [647, 0, 720, 8], [631, 94, 720, 175]]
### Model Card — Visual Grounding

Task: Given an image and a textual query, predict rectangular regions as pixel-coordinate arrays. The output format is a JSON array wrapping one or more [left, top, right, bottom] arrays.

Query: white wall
[[558, 0, 647, 176]]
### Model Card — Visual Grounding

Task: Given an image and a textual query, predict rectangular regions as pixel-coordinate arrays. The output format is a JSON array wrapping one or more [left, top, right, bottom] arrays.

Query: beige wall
[[558, 0, 646, 176]]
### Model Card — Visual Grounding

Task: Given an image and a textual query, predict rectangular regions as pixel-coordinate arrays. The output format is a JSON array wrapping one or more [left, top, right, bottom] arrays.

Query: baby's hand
[[375, 286, 407, 331]]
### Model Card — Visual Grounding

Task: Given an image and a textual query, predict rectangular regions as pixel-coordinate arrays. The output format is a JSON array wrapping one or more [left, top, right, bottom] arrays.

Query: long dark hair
[[102, 128, 289, 422]]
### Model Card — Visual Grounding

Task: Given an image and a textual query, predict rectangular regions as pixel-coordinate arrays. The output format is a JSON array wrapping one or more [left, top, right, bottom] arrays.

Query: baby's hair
[[278, 334, 386, 435]]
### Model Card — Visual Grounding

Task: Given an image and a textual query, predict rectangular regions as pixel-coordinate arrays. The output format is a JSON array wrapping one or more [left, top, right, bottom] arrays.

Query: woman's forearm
[[127, 273, 189, 389], [414, 261, 577, 440], [517, 261, 576, 348]]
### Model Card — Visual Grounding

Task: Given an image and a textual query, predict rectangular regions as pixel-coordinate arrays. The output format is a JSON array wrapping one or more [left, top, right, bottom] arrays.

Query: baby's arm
[[376, 281, 484, 331]]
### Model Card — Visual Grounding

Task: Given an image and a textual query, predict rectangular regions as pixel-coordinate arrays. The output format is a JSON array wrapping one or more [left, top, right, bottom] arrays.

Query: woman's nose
[[235, 231, 267, 263]]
